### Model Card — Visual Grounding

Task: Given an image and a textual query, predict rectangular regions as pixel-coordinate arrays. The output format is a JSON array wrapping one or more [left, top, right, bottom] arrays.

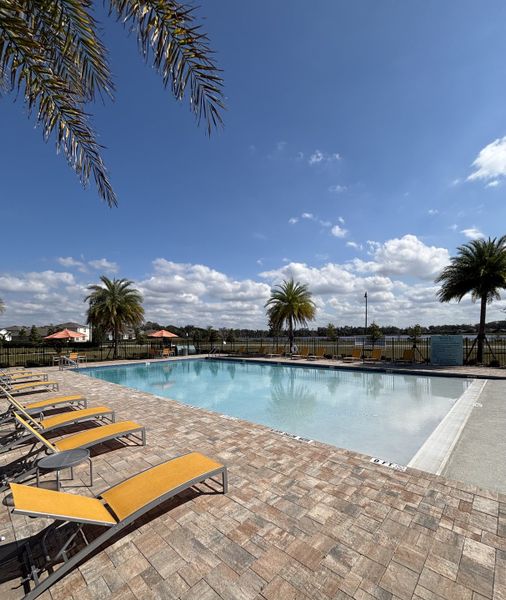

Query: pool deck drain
[[1, 365, 505, 600]]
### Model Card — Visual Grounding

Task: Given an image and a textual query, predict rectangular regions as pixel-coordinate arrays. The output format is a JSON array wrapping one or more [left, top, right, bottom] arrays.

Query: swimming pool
[[81, 359, 471, 464]]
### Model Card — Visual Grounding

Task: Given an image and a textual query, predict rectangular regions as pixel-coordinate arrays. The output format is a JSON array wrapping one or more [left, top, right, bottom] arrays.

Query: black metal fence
[[0, 341, 195, 367], [2, 335, 506, 367]]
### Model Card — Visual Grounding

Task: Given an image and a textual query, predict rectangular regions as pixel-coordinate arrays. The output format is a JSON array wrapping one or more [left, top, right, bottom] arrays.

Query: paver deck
[[0, 363, 505, 600]]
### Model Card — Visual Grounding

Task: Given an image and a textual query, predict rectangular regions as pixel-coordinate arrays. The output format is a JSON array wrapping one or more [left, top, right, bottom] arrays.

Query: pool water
[[81, 359, 470, 464]]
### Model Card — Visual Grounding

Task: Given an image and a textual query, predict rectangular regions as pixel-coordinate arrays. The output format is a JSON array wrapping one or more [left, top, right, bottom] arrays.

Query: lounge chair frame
[[0, 393, 87, 425], [13, 453, 227, 600], [0, 380, 59, 396], [0, 394, 115, 454], [0, 415, 145, 493]]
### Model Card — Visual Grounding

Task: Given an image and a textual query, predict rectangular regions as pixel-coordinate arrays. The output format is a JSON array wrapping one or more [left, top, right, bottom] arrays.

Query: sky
[[2, 1, 506, 329]]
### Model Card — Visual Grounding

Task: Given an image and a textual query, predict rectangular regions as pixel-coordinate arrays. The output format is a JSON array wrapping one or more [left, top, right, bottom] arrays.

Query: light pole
[[363, 292, 368, 362]]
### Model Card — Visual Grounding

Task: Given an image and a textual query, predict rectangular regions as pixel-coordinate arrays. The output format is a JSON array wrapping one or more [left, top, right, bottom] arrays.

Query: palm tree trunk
[[288, 316, 294, 350], [477, 295, 487, 364], [113, 326, 119, 360]]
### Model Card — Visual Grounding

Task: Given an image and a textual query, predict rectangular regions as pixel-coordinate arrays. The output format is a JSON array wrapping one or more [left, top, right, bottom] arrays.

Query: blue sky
[[2, 1, 506, 328]]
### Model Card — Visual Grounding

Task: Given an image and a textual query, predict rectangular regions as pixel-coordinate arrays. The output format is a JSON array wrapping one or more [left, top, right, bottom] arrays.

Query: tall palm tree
[[85, 276, 144, 359], [0, 297, 4, 314], [436, 236, 506, 364], [265, 279, 316, 350], [0, 1, 224, 206]]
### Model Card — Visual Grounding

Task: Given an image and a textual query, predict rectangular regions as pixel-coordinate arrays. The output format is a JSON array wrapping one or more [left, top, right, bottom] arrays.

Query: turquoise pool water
[[81, 359, 470, 464]]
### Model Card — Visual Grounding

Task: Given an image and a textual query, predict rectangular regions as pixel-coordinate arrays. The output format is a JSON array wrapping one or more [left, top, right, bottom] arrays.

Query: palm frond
[[24, 0, 114, 102], [109, 0, 224, 133], [0, 1, 117, 206]]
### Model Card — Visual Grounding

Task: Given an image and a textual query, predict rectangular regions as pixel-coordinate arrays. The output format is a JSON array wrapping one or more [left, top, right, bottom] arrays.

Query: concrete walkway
[[443, 379, 506, 494]]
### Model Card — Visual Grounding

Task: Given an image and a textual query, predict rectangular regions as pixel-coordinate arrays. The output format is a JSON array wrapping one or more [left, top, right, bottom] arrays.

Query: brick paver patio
[[0, 362, 505, 599]]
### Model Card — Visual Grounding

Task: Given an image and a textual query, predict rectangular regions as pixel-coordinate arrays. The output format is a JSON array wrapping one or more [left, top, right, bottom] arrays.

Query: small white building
[[57, 322, 91, 342], [0, 329, 12, 342]]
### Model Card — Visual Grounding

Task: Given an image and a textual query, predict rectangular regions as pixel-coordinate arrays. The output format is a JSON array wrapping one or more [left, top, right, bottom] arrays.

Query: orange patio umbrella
[[44, 328, 85, 340], [147, 329, 179, 340]]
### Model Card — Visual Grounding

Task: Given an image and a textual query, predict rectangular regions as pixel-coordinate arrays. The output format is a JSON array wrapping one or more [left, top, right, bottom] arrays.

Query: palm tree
[[86, 276, 144, 359], [0, 1, 224, 206], [265, 279, 316, 351], [0, 297, 4, 314], [436, 236, 506, 363]]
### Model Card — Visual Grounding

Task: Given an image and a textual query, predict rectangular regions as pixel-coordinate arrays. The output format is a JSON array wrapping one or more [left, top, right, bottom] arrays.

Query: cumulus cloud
[[288, 217, 299, 225], [468, 136, 506, 184], [57, 257, 84, 269], [428, 209, 439, 215], [57, 256, 118, 274], [349, 234, 449, 280], [2, 236, 504, 329], [301, 212, 314, 220], [487, 180, 500, 188], [331, 224, 347, 238], [460, 227, 485, 240], [88, 258, 118, 273]]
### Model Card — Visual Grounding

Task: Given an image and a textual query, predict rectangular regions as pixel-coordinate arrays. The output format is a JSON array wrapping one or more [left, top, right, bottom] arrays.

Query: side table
[[36, 449, 93, 490]]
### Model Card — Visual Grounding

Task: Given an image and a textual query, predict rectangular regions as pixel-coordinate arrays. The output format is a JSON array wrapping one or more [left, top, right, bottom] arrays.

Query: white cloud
[[309, 150, 324, 165], [331, 224, 348, 238], [468, 136, 506, 184], [289, 213, 332, 229], [449, 224, 458, 231], [460, 227, 485, 240], [487, 180, 500, 188], [88, 258, 118, 273], [308, 150, 341, 165], [1, 245, 505, 329], [328, 184, 347, 193], [450, 178, 461, 187], [346, 241, 362, 250], [338, 216, 345, 224], [428, 209, 439, 215], [57, 257, 83, 268], [349, 234, 449, 280]]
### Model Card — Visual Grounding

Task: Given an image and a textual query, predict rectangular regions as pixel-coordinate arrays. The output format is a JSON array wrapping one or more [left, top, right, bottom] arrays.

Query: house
[[3, 326, 25, 340], [107, 327, 136, 341], [0, 329, 12, 342], [56, 322, 91, 342]]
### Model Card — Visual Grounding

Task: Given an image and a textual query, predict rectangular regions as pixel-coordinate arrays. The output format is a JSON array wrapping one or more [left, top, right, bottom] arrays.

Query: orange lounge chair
[[0, 392, 115, 453], [341, 348, 362, 362], [7, 452, 227, 600], [365, 348, 383, 363], [0, 414, 145, 493]]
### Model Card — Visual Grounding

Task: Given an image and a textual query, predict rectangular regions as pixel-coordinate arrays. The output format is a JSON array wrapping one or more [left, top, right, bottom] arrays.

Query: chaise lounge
[[0, 393, 86, 424], [0, 414, 146, 492], [0, 393, 115, 453], [0, 380, 59, 396], [341, 348, 362, 362], [7, 452, 227, 600], [0, 369, 49, 383]]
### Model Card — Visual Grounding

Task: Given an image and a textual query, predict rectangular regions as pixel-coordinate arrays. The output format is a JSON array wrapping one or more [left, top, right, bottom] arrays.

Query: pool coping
[[78, 353, 506, 380], [407, 378, 487, 474]]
